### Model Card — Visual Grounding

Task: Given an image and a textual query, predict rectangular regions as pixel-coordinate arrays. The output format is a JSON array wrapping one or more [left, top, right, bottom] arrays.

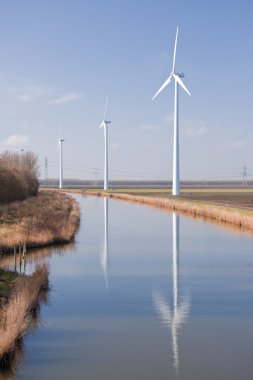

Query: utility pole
[[19, 148, 24, 163], [44, 157, 48, 187], [94, 168, 98, 187], [59, 139, 64, 189], [242, 166, 248, 187]]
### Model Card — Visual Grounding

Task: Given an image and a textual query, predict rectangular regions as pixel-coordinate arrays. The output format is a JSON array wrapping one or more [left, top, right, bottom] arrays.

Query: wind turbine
[[153, 212, 190, 373], [58, 134, 65, 189], [99, 97, 111, 191], [152, 27, 191, 196]]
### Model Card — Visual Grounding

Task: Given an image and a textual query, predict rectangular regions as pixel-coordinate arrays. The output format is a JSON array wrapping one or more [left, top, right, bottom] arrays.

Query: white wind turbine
[[58, 132, 65, 189], [152, 27, 191, 196], [99, 97, 111, 191]]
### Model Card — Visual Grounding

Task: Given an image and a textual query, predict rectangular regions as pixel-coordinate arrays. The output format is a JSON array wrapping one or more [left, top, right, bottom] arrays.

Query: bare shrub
[[0, 151, 39, 204]]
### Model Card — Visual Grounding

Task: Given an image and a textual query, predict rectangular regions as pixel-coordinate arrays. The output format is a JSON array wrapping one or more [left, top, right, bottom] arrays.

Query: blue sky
[[0, 0, 252, 181]]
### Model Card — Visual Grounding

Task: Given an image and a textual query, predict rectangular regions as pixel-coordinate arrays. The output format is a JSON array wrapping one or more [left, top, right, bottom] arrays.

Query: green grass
[[0, 269, 18, 299]]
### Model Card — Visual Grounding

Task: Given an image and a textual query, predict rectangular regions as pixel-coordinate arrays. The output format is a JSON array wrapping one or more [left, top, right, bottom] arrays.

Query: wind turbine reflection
[[153, 212, 190, 373], [101, 197, 109, 289]]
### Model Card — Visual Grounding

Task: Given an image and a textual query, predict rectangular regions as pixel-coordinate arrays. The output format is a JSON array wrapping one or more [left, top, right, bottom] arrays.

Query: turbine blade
[[172, 27, 179, 73], [152, 75, 172, 101], [99, 121, 105, 129], [173, 74, 191, 96], [103, 96, 108, 120], [58, 124, 62, 140]]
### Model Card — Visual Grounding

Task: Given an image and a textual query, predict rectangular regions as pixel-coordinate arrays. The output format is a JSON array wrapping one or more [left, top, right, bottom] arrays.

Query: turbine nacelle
[[174, 72, 184, 78], [152, 28, 191, 101], [99, 120, 111, 129], [99, 97, 111, 129], [58, 138, 65, 150]]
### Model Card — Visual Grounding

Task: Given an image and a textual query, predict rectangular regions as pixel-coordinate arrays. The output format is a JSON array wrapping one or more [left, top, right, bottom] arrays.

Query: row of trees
[[0, 151, 39, 204]]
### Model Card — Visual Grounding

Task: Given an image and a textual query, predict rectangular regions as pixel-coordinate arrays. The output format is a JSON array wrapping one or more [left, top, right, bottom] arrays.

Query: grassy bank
[[70, 188, 253, 233], [0, 191, 80, 252], [0, 265, 49, 366]]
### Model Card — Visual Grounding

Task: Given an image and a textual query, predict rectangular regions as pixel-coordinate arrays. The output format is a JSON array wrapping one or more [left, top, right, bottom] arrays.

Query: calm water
[[2, 195, 253, 380]]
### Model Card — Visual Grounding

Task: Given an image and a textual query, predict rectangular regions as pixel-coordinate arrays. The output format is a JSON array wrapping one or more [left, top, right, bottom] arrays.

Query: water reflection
[[153, 212, 190, 373], [0, 242, 75, 378], [101, 198, 109, 288], [0, 243, 75, 275]]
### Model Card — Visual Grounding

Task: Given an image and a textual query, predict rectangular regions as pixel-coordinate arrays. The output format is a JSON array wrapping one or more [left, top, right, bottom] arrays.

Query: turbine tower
[[99, 97, 111, 191], [153, 212, 190, 373], [58, 136, 65, 189], [152, 27, 191, 196]]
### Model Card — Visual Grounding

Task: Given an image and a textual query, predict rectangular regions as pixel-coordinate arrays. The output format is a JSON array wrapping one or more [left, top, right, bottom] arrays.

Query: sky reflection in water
[[4, 194, 253, 380]]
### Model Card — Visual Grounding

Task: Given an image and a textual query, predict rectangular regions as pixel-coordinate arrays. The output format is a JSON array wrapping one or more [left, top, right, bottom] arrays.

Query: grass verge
[[0, 190, 80, 252], [69, 188, 253, 233]]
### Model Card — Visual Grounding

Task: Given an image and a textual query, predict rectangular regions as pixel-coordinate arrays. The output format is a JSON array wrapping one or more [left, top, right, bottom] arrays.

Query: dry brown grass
[[0, 191, 80, 252], [0, 264, 49, 361], [83, 190, 253, 233]]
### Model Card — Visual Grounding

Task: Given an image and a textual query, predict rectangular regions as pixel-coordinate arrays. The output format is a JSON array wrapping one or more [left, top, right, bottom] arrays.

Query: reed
[[0, 264, 49, 361], [0, 191, 80, 252]]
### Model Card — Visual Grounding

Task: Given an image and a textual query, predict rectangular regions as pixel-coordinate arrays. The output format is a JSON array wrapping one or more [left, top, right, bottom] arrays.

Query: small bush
[[0, 151, 39, 204]]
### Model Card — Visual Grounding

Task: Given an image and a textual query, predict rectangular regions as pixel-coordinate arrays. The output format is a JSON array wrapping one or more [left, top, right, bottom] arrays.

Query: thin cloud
[[140, 124, 159, 131], [160, 50, 169, 59], [18, 94, 33, 103], [1, 82, 82, 107], [184, 126, 207, 136], [49, 92, 82, 105], [165, 114, 208, 136], [13, 85, 50, 104], [2, 134, 29, 148], [164, 113, 174, 124], [110, 142, 120, 150], [223, 140, 244, 149]]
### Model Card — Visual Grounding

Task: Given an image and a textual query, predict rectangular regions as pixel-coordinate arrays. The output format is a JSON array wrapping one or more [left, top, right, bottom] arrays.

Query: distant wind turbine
[[152, 27, 191, 196], [99, 97, 111, 191], [58, 134, 65, 189]]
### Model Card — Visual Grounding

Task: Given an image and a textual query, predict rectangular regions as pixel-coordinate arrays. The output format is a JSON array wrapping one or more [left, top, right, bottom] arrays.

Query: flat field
[[77, 188, 253, 213]]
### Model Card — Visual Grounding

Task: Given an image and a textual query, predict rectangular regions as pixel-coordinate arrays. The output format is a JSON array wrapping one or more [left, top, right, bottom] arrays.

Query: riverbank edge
[[0, 191, 80, 253], [0, 265, 49, 364], [74, 190, 253, 233]]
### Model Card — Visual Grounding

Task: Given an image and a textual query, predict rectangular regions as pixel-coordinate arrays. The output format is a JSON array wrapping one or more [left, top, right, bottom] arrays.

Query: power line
[[45, 160, 251, 181]]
